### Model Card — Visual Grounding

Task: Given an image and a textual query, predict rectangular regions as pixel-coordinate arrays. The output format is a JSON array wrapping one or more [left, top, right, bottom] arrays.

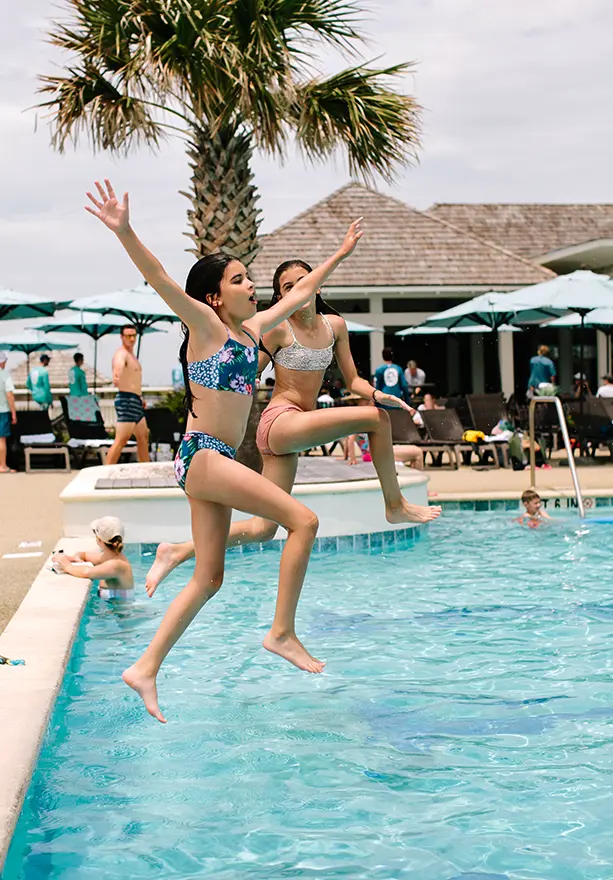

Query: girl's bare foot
[[122, 665, 167, 723], [386, 498, 442, 524], [263, 631, 325, 673], [145, 543, 184, 597]]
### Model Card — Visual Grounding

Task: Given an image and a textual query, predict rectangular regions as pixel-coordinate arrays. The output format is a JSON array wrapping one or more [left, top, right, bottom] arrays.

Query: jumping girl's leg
[[144, 454, 299, 596], [123, 495, 231, 722], [128, 448, 321, 721], [267, 407, 441, 524], [177, 451, 321, 674]]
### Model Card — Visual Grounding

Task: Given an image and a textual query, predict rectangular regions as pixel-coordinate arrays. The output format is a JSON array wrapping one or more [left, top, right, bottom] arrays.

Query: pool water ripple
[[4, 512, 613, 879]]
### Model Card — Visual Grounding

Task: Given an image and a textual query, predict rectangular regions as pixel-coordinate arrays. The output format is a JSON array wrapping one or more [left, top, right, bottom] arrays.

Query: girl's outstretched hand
[[338, 218, 363, 259], [85, 179, 130, 234], [374, 392, 416, 414]]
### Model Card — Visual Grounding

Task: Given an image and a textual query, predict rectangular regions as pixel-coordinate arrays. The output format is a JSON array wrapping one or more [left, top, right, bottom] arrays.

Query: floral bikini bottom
[[174, 431, 236, 492]]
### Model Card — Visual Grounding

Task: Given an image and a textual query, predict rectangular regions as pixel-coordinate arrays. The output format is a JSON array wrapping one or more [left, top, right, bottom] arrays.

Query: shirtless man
[[107, 325, 149, 464]]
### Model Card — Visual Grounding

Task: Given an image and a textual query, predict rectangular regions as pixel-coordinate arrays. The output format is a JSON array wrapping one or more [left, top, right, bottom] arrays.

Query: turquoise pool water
[[5, 513, 613, 880]]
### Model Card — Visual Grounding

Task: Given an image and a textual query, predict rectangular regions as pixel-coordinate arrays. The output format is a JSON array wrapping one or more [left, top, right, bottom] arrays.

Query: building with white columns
[[250, 184, 613, 397]]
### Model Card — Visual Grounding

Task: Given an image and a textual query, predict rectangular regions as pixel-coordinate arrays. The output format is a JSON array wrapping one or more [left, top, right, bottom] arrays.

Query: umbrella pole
[[26, 353, 31, 410], [137, 329, 143, 358], [579, 314, 586, 457], [93, 337, 98, 395]]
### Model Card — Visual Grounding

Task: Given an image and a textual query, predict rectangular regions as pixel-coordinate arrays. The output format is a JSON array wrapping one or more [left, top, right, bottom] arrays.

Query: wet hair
[[521, 489, 540, 505], [179, 252, 238, 417], [104, 535, 124, 554], [382, 347, 393, 361], [260, 260, 340, 362], [74, 352, 84, 364]]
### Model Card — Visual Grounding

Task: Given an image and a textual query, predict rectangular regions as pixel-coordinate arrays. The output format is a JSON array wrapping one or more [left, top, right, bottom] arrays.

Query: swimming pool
[[5, 512, 613, 880]]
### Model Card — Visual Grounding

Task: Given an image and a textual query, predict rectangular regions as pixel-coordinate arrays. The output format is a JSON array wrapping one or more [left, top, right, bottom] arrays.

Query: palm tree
[[38, 0, 421, 265]]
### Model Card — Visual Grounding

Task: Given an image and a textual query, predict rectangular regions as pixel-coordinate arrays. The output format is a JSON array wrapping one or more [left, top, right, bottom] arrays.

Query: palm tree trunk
[[181, 122, 262, 266], [182, 123, 264, 470]]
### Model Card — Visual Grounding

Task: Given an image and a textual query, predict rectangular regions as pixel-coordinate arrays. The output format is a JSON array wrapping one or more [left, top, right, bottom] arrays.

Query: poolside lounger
[[421, 409, 503, 469], [59, 395, 137, 466], [466, 393, 509, 434], [388, 408, 458, 469], [565, 398, 613, 457], [16, 410, 71, 473]]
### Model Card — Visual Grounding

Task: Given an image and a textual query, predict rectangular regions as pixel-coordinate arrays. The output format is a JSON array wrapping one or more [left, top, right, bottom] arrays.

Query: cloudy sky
[[1, 0, 612, 382]]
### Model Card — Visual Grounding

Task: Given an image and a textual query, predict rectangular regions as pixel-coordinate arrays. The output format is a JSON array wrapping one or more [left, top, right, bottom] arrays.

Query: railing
[[529, 396, 585, 518]]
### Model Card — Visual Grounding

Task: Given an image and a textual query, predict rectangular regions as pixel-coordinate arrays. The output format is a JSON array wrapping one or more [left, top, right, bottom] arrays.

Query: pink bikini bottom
[[256, 403, 303, 455]]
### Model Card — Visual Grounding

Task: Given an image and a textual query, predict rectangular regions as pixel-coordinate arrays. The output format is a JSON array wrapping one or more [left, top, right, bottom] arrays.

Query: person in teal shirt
[[374, 348, 410, 403], [27, 354, 53, 410], [68, 352, 89, 396]]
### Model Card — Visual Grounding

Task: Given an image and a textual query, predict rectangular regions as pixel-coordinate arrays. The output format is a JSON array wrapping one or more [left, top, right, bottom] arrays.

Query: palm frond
[[38, 65, 164, 152], [290, 62, 421, 182], [231, 0, 364, 54]]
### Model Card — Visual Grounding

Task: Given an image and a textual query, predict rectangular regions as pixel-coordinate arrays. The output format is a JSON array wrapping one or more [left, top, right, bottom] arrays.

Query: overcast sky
[[1, 0, 612, 382]]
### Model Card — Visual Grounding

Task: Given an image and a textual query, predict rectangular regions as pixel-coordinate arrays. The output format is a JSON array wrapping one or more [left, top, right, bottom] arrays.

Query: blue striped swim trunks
[[114, 391, 145, 424]]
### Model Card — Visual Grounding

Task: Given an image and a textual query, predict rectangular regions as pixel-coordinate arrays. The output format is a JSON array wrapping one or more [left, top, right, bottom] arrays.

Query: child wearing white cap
[[52, 516, 134, 599]]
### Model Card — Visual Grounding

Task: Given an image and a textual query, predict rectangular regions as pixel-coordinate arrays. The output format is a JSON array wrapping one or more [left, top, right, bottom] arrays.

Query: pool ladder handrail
[[528, 396, 585, 518]]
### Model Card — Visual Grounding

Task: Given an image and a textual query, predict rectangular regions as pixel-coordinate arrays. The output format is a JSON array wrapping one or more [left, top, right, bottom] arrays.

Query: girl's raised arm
[[248, 219, 363, 337], [85, 180, 216, 332]]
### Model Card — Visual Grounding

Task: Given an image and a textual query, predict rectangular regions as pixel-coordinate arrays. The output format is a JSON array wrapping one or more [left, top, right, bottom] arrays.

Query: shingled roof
[[427, 203, 613, 260], [11, 350, 111, 388], [250, 183, 552, 289]]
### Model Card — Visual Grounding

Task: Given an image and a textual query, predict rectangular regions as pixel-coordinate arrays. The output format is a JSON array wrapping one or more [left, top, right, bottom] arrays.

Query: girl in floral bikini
[[146, 261, 441, 593], [86, 179, 363, 722]]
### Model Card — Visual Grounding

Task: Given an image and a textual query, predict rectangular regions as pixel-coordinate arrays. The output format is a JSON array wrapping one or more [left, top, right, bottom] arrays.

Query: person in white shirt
[[0, 351, 17, 473], [596, 375, 613, 398], [404, 360, 426, 395]]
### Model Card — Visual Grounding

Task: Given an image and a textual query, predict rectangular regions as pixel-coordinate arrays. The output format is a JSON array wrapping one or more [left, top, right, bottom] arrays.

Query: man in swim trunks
[[107, 325, 149, 464]]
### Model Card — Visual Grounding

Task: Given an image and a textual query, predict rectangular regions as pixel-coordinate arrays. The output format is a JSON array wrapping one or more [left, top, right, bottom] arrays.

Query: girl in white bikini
[[147, 260, 441, 593]]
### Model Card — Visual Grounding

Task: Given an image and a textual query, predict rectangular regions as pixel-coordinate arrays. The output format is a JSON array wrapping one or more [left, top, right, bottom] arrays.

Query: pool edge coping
[[0, 538, 95, 871]]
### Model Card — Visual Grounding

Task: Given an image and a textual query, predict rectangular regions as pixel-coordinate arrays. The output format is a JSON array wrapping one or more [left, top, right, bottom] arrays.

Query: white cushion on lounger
[[20, 433, 56, 444]]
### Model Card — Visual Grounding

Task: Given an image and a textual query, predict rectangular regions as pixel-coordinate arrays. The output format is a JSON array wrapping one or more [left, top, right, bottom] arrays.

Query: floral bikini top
[[187, 327, 258, 396]]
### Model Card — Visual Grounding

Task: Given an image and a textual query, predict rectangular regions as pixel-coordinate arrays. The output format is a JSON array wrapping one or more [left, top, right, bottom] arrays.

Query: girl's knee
[[258, 522, 279, 543], [293, 507, 319, 538], [192, 567, 224, 598]]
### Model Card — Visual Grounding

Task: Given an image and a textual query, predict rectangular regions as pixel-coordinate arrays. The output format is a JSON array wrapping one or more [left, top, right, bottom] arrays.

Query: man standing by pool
[[106, 325, 149, 464], [374, 348, 410, 404]]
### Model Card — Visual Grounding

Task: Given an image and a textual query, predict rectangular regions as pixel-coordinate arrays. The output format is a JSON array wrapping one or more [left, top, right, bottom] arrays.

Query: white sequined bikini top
[[273, 314, 336, 372]]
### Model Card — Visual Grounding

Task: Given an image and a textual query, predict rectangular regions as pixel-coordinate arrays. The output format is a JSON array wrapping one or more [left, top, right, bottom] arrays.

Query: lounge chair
[[15, 410, 70, 473], [421, 409, 503, 468], [388, 408, 458, 468], [59, 395, 137, 466], [467, 393, 509, 434], [146, 406, 182, 457], [565, 398, 613, 457]]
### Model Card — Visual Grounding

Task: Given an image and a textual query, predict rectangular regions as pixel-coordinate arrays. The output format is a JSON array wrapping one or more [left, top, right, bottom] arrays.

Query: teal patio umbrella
[[32, 313, 165, 392], [423, 290, 561, 330], [345, 320, 377, 333], [396, 323, 520, 336], [546, 306, 613, 375], [0, 331, 76, 407], [0, 288, 71, 321], [68, 285, 179, 355]]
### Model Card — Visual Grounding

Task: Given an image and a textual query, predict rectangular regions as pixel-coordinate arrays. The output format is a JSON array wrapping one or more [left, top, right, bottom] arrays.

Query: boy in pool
[[517, 489, 552, 528], [52, 517, 134, 599]]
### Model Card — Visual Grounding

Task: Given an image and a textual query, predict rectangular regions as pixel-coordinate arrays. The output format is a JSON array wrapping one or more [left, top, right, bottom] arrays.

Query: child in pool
[[517, 489, 552, 528], [52, 517, 134, 599]]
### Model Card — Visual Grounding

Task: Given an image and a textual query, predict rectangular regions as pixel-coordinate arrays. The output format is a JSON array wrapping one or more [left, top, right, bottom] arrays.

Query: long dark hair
[[179, 252, 236, 417], [262, 260, 340, 361], [270, 260, 340, 316]]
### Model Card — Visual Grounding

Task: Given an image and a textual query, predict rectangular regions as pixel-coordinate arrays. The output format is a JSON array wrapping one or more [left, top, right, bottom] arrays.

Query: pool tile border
[[434, 495, 604, 512], [138, 525, 422, 558]]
